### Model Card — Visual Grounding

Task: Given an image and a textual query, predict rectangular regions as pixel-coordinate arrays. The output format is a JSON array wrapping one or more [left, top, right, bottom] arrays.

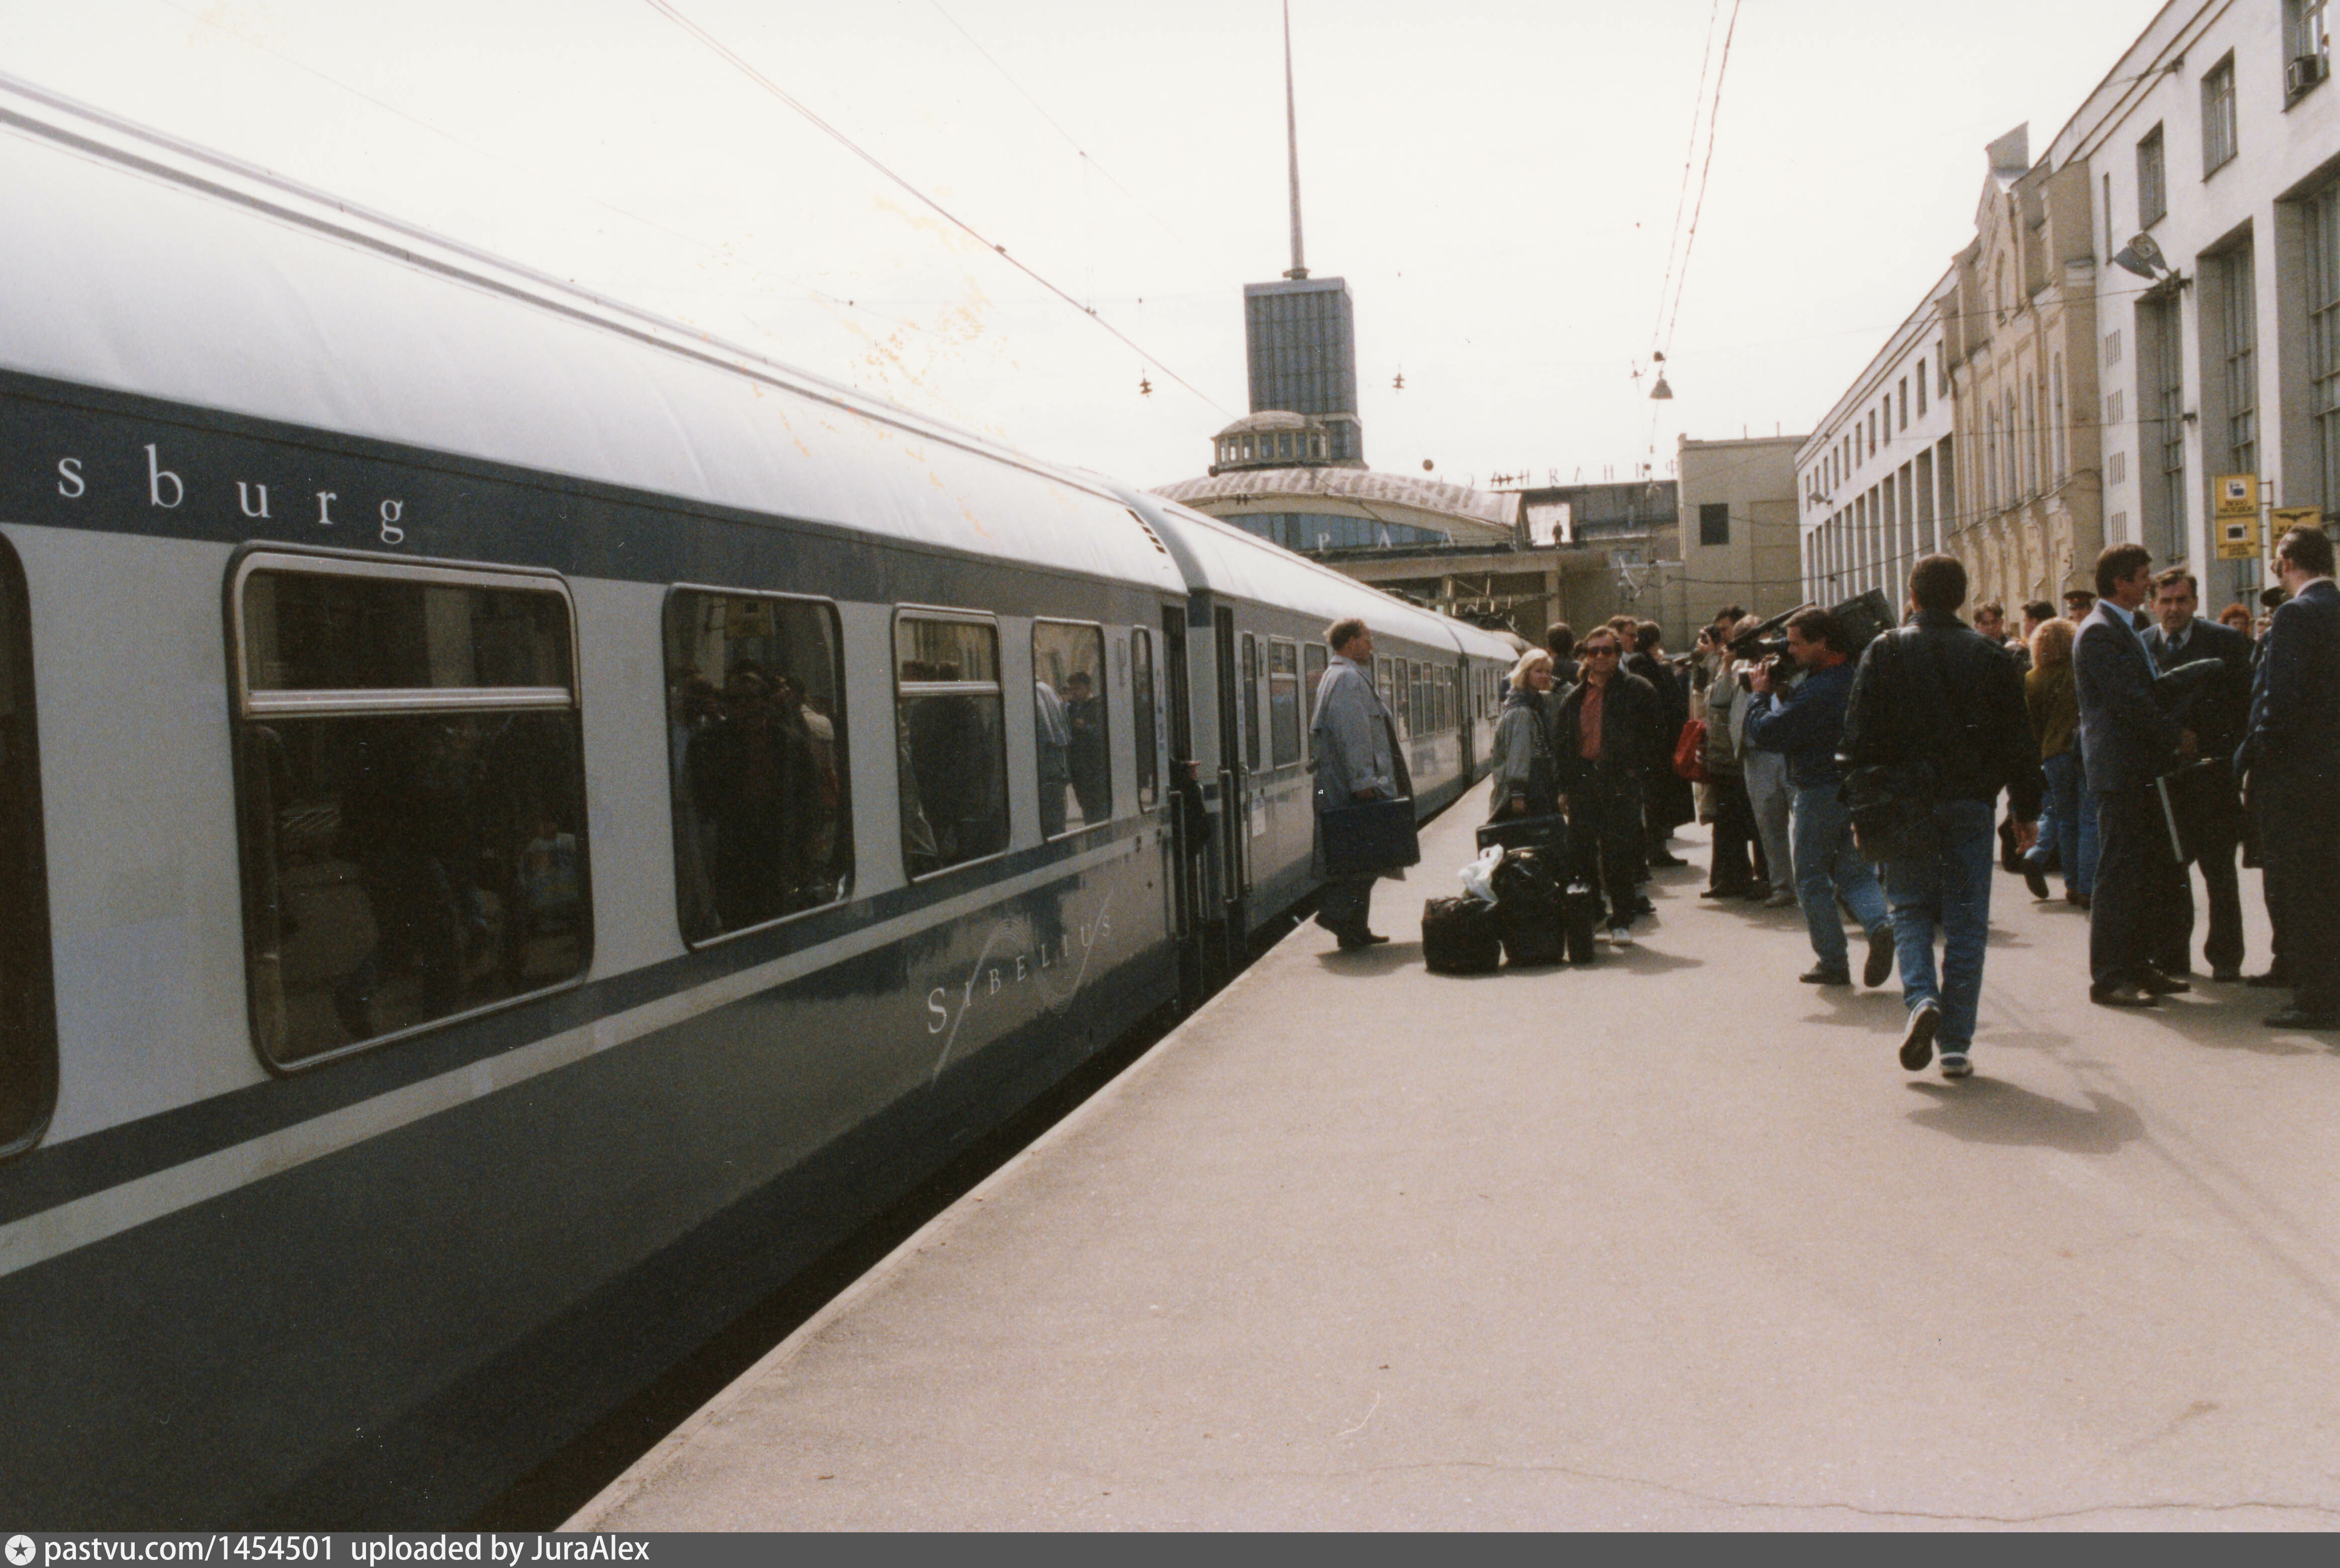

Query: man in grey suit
[[1309, 617, 1407, 949], [2238, 525, 2340, 1028], [2144, 566, 2255, 980], [2076, 542, 2194, 1007]]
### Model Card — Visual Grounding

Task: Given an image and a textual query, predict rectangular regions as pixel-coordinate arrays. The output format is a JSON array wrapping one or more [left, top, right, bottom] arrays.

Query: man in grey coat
[[1310, 617, 1408, 948]]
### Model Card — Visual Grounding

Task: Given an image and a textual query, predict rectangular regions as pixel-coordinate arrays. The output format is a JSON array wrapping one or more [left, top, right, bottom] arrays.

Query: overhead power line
[[643, 0, 1231, 416], [926, 0, 1192, 250], [1659, 0, 1744, 359]]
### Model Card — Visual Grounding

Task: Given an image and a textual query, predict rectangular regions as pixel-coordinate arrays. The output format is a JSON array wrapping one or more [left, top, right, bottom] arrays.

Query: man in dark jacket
[[1842, 555, 2043, 1078], [1748, 607, 1894, 989], [1548, 626, 1661, 942], [2238, 525, 2340, 1028], [2144, 566, 2253, 980], [2076, 542, 2193, 1007], [1629, 621, 1693, 866]]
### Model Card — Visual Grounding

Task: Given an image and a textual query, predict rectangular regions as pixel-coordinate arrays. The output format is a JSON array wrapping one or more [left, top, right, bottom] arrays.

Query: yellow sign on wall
[[2215, 473, 2260, 518], [2270, 506, 2324, 558]]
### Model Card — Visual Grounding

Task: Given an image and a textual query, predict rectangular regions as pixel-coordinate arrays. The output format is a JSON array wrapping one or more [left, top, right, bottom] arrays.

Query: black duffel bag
[[1476, 812, 1569, 859], [1492, 847, 1565, 967], [1421, 896, 1503, 975]]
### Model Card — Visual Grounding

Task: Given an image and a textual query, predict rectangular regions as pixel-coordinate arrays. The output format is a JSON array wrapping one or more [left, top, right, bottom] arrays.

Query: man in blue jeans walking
[[1747, 608, 1895, 989], [1841, 555, 2044, 1079]]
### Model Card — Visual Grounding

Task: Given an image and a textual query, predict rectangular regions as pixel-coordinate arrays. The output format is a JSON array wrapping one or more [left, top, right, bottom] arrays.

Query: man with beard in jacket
[[1842, 554, 2043, 1079]]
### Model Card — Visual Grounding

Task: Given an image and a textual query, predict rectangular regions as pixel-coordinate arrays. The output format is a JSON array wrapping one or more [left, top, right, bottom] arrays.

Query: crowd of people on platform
[[1306, 523, 2340, 1077]]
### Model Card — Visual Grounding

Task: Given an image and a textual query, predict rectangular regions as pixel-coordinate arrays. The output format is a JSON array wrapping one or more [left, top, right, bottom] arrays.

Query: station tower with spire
[[1240, 1, 1364, 468]]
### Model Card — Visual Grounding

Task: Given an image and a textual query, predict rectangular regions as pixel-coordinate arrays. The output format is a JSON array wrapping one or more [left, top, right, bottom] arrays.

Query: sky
[[0, 0, 2172, 493]]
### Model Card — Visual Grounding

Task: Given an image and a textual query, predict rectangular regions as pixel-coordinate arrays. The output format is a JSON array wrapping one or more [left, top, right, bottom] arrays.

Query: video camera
[[1725, 588, 1896, 675]]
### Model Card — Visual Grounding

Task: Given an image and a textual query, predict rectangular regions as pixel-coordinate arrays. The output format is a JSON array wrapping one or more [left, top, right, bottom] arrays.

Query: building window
[[2138, 125, 2168, 227], [2106, 329, 2123, 366], [2051, 355, 2067, 481], [1303, 642, 1329, 753], [1986, 405, 2000, 511], [2111, 450, 2128, 485], [232, 555, 589, 1068], [2023, 377, 2039, 498], [1899, 379, 1909, 430], [1917, 359, 1929, 415], [2291, 0, 2332, 96], [2144, 294, 2188, 561], [896, 612, 1008, 877], [665, 589, 852, 945], [2005, 391, 2020, 504], [2108, 389, 2126, 427], [0, 535, 53, 1155], [2307, 183, 2340, 507], [2220, 246, 2259, 485], [2203, 54, 2238, 175], [2111, 510, 2130, 540], [1699, 502, 1730, 546], [1034, 620, 1110, 838]]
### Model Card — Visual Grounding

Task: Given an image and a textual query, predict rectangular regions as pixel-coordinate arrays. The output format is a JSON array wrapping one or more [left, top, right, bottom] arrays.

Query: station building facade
[[1798, 270, 1960, 604], [1802, 0, 2340, 615]]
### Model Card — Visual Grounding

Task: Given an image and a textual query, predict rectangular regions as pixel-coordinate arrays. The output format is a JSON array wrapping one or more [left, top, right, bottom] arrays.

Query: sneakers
[[1863, 926, 1896, 988], [1938, 1051, 1972, 1079], [1900, 999, 1939, 1071], [1606, 925, 1635, 947]]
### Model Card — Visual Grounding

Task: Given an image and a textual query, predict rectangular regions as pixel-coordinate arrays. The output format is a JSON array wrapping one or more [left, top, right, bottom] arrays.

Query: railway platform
[[570, 778, 2340, 1529]]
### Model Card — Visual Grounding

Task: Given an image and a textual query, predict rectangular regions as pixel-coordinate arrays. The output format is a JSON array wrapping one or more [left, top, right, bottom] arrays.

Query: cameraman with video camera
[[1747, 607, 1896, 989]]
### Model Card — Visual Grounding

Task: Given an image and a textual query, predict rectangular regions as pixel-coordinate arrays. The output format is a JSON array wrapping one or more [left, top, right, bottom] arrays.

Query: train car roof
[[0, 75, 1187, 598], [1111, 487, 1518, 662]]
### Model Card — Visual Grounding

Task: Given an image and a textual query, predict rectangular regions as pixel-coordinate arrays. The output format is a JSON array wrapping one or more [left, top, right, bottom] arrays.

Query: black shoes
[[1799, 964, 1852, 986], [1649, 852, 1688, 868], [2091, 981, 2157, 1008], [2023, 862, 2051, 900], [2210, 964, 2243, 983], [2245, 968, 2291, 988], [1335, 929, 1390, 950], [1900, 1000, 1940, 1071], [2266, 1006, 2340, 1030], [1863, 926, 1896, 988], [2138, 967, 2191, 996]]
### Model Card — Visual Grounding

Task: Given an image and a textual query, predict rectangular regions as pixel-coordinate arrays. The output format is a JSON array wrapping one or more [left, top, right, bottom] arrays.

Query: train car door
[[1212, 606, 1249, 968], [1456, 657, 1474, 777], [1161, 606, 1206, 1005]]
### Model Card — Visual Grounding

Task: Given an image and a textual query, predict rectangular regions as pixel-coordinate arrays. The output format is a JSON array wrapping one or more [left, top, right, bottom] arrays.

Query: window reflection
[[1034, 621, 1110, 836], [897, 616, 1008, 876], [665, 591, 852, 943]]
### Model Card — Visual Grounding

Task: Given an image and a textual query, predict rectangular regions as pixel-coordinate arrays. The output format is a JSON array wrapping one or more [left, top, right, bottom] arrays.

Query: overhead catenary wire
[[926, 0, 1193, 251], [643, 0, 1232, 416], [1657, 0, 1744, 362], [1649, 0, 1724, 350]]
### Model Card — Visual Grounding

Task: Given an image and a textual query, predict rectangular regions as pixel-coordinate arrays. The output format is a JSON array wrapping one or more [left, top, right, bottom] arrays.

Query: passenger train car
[[0, 77, 1515, 1525]]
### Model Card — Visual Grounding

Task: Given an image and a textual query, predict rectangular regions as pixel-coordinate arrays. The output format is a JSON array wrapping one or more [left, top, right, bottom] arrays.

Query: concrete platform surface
[[571, 779, 2340, 1530]]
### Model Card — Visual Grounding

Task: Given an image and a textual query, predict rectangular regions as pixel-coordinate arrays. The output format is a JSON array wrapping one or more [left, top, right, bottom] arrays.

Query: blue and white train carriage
[[0, 76, 1511, 1525]]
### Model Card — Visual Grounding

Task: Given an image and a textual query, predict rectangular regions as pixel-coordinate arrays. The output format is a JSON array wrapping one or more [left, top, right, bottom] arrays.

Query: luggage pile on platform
[[1421, 816, 1603, 974]]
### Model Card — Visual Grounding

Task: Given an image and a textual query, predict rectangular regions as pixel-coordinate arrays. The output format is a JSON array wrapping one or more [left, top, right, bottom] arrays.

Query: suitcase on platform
[[1421, 896, 1503, 975], [1492, 848, 1565, 967]]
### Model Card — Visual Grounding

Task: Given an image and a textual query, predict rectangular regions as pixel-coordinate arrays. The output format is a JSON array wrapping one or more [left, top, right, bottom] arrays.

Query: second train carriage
[[0, 76, 1507, 1525]]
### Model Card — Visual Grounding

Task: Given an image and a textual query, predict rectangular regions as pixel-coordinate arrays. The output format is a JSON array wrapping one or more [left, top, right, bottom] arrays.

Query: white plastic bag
[[1459, 845, 1504, 905]]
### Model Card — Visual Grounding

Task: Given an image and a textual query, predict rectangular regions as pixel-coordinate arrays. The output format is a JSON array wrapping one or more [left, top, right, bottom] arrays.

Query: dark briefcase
[[1320, 795, 1420, 877], [1475, 812, 1569, 859], [2154, 759, 2243, 862]]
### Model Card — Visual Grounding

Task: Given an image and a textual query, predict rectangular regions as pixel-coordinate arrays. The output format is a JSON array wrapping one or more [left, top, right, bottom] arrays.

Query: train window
[[1241, 633, 1262, 771], [232, 556, 589, 1069], [663, 589, 852, 945], [896, 614, 1007, 876], [1034, 620, 1109, 838], [1268, 639, 1301, 766], [0, 536, 54, 1154], [1131, 627, 1157, 810], [1302, 644, 1328, 758]]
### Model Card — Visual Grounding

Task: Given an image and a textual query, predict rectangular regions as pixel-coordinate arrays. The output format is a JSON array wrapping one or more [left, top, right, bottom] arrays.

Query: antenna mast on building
[[1283, 0, 1308, 280]]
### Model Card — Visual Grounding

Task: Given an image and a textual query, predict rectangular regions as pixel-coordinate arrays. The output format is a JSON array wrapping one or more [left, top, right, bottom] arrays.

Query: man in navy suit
[[2238, 525, 2340, 1029], [2075, 543, 2193, 1007], [2144, 567, 2254, 980]]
